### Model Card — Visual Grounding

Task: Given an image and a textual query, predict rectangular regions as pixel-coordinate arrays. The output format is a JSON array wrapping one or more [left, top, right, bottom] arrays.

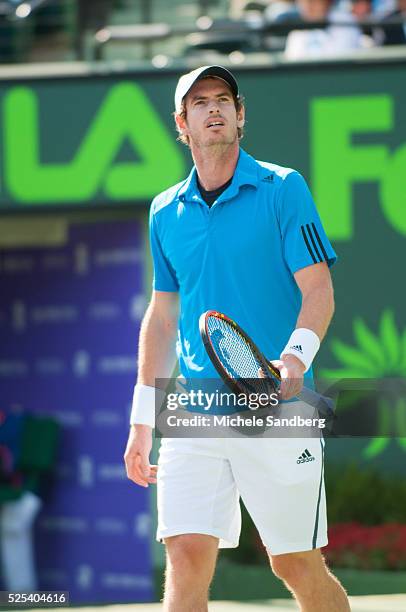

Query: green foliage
[[221, 502, 268, 566], [353, 317, 384, 364], [325, 462, 406, 525], [321, 309, 406, 379]]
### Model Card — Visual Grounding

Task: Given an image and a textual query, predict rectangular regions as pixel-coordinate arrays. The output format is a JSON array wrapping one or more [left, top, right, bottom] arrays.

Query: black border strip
[[311, 223, 329, 262], [301, 226, 317, 263], [312, 438, 325, 549], [306, 224, 322, 262]]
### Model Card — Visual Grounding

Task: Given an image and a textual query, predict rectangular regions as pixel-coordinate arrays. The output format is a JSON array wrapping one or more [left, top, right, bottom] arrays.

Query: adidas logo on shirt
[[297, 449, 315, 464], [289, 344, 303, 354]]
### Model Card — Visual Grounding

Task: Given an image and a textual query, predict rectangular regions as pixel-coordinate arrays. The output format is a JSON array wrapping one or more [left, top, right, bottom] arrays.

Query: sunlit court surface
[[17, 595, 406, 611], [0, 0, 405, 610]]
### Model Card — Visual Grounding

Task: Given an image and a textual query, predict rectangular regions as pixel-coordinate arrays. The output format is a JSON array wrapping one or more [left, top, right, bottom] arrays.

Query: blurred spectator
[[231, 1, 268, 17], [351, 0, 373, 21], [263, 1, 300, 51], [350, 0, 405, 45], [374, 0, 397, 14], [0, 407, 41, 591], [350, 0, 377, 45], [0, 408, 58, 591], [264, 0, 299, 20], [284, 0, 364, 59], [0, 492, 42, 591], [378, 0, 406, 44]]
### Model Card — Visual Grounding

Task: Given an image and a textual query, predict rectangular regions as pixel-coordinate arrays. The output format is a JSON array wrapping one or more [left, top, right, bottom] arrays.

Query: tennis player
[[125, 65, 350, 611]]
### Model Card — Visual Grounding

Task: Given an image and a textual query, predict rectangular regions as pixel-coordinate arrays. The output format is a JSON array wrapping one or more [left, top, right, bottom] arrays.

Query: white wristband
[[130, 384, 165, 428], [280, 328, 320, 373]]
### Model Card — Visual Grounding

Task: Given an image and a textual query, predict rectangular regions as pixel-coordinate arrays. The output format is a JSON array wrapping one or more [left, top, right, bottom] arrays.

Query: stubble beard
[[192, 128, 238, 154]]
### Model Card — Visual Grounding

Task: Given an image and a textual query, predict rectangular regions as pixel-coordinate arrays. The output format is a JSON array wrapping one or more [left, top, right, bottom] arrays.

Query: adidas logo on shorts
[[297, 449, 315, 464]]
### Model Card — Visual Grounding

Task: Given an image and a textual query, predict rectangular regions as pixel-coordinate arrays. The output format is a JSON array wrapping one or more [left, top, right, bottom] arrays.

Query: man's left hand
[[270, 355, 306, 400]]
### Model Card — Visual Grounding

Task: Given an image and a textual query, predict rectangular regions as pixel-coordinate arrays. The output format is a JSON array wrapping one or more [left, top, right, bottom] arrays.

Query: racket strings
[[206, 316, 274, 395]]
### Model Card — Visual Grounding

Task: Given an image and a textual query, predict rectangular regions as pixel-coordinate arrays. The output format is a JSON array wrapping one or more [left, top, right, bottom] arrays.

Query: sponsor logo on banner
[[31, 305, 78, 324], [129, 294, 147, 321], [134, 513, 151, 539], [77, 565, 94, 590], [0, 360, 28, 376], [95, 518, 128, 535], [41, 254, 69, 270], [73, 350, 90, 378], [98, 355, 136, 374], [36, 358, 65, 375], [101, 573, 153, 590], [98, 463, 127, 481], [1, 83, 185, 205], [91, 411, 122, 426], [12, 300, 26, 332], [74, 243, 90, 276], [2, 256, 34, 273], [40, 516, 88, 533], [94, 248, 143, 267], [52, 411, 83, 427], [88, 302, 121, 321], [39, 569, 69, 586], [78, 455, 95, 487]]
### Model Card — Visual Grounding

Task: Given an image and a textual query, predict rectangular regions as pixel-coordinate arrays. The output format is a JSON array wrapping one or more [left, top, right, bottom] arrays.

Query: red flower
[[323, 523, 406, 570]]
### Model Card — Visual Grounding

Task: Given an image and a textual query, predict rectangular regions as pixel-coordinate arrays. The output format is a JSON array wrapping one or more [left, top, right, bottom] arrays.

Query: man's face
[[297, 0, 332, 21], [351, 0, 372, 18], [176, 77, 244, 149]]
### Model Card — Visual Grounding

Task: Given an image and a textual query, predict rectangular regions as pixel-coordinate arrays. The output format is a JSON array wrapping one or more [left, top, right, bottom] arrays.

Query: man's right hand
[[124, 424, 157, 488]]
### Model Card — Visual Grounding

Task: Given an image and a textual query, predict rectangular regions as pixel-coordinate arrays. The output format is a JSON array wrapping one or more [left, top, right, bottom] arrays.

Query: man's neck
[[191, 143, 240, 191]]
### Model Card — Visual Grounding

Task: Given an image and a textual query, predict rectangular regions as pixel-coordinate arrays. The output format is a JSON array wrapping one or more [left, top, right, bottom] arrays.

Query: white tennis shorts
[[156, 433, 327, 555]]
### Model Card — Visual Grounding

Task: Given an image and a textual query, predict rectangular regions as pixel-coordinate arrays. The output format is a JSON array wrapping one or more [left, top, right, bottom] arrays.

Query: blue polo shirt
[[149, 148, 336, 382]]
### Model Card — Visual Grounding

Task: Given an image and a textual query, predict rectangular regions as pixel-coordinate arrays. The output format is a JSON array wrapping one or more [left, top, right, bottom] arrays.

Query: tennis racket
[[199, 310, 334, 415]]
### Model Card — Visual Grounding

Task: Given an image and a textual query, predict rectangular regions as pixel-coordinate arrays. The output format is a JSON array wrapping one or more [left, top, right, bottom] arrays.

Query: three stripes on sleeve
[[300, 223, 329, 264]]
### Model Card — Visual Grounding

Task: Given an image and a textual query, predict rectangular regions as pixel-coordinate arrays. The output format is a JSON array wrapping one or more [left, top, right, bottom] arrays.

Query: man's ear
[[175, 113, 188, 136], [237, 106, 245, 129]]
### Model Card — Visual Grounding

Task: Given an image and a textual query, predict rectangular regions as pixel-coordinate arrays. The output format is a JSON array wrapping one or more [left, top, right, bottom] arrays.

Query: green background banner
[[1, 58, 405, 469]]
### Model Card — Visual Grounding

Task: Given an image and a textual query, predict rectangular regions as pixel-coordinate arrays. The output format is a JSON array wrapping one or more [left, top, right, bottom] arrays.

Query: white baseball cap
[[174, 65, 239, 114]]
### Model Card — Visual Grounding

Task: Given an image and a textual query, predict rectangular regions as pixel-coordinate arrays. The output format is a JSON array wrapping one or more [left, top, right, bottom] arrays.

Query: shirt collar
[[178, 148, 260, 203], [178, 165, 198, 202]]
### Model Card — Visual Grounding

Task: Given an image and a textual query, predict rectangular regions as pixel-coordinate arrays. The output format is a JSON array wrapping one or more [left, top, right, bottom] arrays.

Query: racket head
[[199, 310, 280, 400]]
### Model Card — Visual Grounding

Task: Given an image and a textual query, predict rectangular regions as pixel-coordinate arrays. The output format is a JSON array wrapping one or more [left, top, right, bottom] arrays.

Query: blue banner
[[0, 219, 153, 603]]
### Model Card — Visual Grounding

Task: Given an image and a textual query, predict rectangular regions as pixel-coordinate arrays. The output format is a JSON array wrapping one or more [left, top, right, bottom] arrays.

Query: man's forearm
[[281, 266, 334, 377], [137, 302, 178, 388], [296, 283, 335, 342]]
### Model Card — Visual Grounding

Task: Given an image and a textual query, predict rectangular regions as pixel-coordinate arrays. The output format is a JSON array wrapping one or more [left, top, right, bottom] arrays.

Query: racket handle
[[298, 386, 335, 416], [265, 359, 334, 415]]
